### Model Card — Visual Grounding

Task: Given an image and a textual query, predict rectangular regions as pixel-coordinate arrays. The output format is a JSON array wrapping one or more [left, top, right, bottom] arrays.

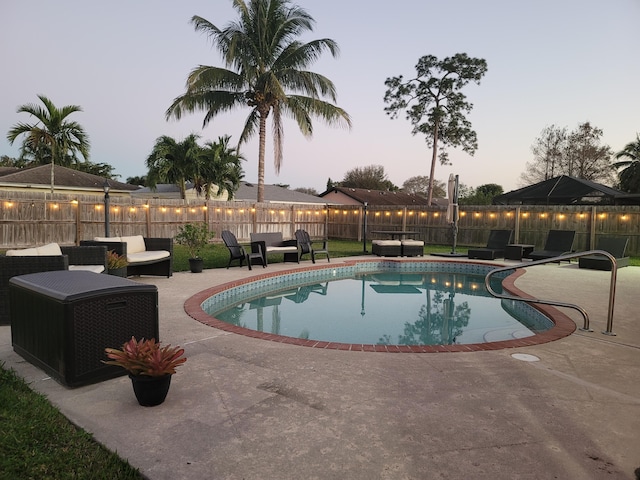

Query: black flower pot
[[129, 374, 172, 407], [188, 258, 204, 273], [108, 267, 127, 277]]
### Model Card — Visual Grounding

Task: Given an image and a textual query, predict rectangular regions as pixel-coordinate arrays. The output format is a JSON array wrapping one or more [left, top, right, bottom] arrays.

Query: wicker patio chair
[[578, 236, 630, 271], [467, 229, 513, 260], [528, 230, 576, 261]]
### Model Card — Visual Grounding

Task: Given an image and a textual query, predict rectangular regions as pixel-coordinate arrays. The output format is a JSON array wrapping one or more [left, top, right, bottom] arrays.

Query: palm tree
[[196, 135, 244, 200], [166, 0, 351, 202], [613, 134, 640, 193], [146, 134, 201, 199], [6, 94, 90, 193]]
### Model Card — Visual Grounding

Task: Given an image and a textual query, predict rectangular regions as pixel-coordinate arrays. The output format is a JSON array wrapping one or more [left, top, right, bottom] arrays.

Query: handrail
[[484, 250, 618, 335]]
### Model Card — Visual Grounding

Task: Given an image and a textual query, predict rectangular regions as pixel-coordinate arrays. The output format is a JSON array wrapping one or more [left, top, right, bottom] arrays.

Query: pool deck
[[1, 256, 639, 479]]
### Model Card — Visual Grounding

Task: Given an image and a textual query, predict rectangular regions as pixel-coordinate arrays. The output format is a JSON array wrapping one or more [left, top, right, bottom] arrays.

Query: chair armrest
[[282, 239, 298, 248], [144, 237, 173, 253], [61, 246, 108, 269], [80, 240, 127, 257]]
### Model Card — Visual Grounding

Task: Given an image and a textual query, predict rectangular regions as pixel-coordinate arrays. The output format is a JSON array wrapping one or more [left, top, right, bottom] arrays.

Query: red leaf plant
[[103, 337, 187, 376]]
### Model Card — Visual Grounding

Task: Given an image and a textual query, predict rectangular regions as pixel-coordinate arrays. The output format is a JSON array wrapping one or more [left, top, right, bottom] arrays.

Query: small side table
[[505, 244, 535, 261], [247, 243, 266, 270]]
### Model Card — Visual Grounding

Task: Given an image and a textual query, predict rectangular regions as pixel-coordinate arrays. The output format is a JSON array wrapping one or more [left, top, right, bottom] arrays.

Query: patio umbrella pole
[[451, 175, 458, 254]]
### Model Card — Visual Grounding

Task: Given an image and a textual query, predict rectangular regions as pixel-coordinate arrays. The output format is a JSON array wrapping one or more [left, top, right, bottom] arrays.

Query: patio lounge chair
[[294, 229, 330, 263], [578, 236, 630, 271], [467, 229, 513, 260], [528, 230, 576, 261], [222, 230, 265, 270]]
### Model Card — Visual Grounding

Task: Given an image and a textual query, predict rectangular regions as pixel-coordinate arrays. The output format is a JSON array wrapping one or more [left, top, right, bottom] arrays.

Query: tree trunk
[[257, 114, 267, 203], [427, 121, 440, 206]]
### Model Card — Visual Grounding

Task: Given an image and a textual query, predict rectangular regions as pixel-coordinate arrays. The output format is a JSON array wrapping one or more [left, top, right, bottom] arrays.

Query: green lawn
[[172, 240, 640, 272], [0, 365, 143, 480], [1, 239, 637, 478]]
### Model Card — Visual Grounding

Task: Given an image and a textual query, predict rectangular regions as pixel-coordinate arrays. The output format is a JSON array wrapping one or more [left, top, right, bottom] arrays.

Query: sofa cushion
[[94, 236, 120, 242], [372, 240, 401, 246], [401, 240, 424, 246], [6, 247, 39, 256], [121, 235, 146, 254], [6, 243, 63, 256], [265, 246, 298, 254], [68, 265, 105, 274], [37, 242, 63, 256], [127, 250, 170, 264]]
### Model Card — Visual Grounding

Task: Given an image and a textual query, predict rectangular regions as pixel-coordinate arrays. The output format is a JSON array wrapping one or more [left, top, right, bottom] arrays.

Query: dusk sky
[[1, 0, 638, 194]]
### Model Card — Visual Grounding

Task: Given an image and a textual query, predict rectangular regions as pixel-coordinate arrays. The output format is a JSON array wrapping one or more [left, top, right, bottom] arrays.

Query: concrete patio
[[1, 256, 639, 479]]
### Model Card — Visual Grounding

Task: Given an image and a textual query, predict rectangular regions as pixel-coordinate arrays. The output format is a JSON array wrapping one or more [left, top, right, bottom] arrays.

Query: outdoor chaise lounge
[[467, 229, 513, 260], [528, 230, 576, 261], [578, 236, 630, 271], [294, 229, 330, 263]]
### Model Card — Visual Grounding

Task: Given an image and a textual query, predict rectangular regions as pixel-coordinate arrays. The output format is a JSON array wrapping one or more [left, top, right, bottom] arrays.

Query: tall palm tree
[[613, 134, 640, 193], [146, 134, 201, 199], [196, 135, 244, 200], [166, 0, 351, 202], [6, 94, 90, 193]]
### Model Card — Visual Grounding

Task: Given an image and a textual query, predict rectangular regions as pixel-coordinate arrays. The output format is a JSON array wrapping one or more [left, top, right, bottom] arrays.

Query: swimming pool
[[188, 260, 571, 352]]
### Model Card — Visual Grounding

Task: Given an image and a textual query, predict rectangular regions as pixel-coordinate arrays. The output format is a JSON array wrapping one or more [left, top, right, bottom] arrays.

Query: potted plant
[[107, 250, 128, 277], [175, 222, 214, 273], [103, 337, 187, 406]]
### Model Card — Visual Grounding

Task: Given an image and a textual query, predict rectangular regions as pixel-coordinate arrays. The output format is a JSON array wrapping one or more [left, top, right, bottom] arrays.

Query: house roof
[[0, 164, 138, 192], [319, 186, 439, 206], [233, 182, 327, 204], [492, 175, 632, 205]]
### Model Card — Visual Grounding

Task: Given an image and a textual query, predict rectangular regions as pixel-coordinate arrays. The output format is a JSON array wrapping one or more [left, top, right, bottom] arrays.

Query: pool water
[[208, 271, 553, 346]]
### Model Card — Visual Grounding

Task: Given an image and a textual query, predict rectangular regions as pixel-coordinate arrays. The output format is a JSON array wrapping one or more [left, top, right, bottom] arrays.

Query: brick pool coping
[[184, 259, 576, 353]]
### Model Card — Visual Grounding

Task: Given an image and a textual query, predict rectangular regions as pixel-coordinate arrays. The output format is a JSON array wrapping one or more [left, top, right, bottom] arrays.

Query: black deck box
[[9, 270, 158, 387]]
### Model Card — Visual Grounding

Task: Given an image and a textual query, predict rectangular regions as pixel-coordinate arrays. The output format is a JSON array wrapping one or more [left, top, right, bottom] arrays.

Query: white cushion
[[37, 242, 63, 256], [69, 265, 105, 274], [121, 235, 146, 254], [94, 236, 120, 242], [265, 246, 298, 253], [6, 243, 62, 256], [127, 250, 170, 264], [6, 247, 39, 256], [372, 240, 401, 246], [401, 240, 424, 246]]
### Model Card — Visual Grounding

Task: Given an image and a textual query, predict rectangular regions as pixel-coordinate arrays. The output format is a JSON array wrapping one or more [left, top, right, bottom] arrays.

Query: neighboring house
[[319, 186, 443, 207], [0, 164, 138, 197], [132, 181, 326, 205], [131, 182, 222, 201], [493, 175, 640, 205], [233, 182, 328, 205]]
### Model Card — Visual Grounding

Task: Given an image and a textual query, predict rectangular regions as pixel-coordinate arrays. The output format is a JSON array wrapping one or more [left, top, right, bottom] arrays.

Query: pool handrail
[[484, 250, 618, 335]]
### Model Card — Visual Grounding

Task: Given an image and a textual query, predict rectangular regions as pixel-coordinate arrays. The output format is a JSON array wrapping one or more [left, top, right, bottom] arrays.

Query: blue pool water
[[205, 266, 554, 346]]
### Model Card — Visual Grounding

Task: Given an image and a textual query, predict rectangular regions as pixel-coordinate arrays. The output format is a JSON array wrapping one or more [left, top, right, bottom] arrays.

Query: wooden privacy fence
[[0, 191, 639, 256]]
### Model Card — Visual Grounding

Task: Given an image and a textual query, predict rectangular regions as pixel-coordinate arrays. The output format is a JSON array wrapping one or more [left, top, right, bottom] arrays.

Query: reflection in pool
[[208, 271, 553, 346]]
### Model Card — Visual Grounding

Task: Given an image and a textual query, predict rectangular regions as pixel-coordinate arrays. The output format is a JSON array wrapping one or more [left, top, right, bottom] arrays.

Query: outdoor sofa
[[0, 243, 108, 325], [81, 235, 173, 277]]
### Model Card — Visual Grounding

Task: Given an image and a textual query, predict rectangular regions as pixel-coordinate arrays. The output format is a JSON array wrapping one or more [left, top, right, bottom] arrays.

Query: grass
[[173, 239, 640, 272], [173, 239, 469, 272], [0, 363, 143, 480], [2, 239, 637, 478]]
